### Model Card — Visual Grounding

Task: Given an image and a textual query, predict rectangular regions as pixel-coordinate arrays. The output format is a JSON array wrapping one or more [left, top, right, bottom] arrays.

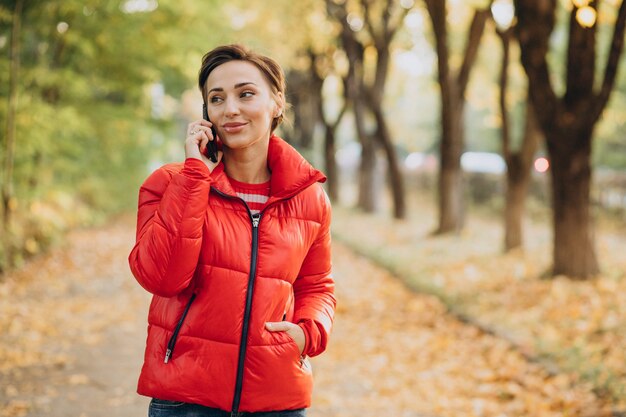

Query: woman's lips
[[223, 122, 247, 133]]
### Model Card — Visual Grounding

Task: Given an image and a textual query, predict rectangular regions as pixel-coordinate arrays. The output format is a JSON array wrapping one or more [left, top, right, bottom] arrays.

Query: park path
[[0, 215, 612, 417]]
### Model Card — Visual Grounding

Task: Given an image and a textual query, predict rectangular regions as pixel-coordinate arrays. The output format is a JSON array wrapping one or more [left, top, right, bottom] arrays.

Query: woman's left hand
[[265, 321, 305, 355]]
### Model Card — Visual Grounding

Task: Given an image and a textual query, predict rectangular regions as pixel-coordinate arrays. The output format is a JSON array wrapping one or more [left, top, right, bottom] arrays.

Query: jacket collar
[[210, 135, 326, 205]]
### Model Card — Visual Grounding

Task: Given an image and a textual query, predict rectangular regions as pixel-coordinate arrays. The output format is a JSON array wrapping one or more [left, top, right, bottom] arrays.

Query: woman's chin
[[221, 135, 269, 151]]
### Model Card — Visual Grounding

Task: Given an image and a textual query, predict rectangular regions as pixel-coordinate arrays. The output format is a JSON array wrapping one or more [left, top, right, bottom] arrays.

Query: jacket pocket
[[276, 328, 306, 368], [164, 293, 197, 364]]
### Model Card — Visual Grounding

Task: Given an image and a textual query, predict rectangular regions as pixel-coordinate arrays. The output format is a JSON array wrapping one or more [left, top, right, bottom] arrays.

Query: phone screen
[[202, 104, 218, 163]]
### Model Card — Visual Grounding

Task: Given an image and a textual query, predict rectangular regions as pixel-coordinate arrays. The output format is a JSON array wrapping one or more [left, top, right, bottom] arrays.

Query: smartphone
[[202, 104, 218, 163]]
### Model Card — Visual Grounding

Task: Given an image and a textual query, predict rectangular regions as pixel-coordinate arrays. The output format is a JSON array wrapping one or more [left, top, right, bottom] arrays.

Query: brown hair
[[198, 44, 286, 132]]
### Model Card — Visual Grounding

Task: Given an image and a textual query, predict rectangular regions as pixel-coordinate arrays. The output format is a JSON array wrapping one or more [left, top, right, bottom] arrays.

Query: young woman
[[128, 44, 336, 417]]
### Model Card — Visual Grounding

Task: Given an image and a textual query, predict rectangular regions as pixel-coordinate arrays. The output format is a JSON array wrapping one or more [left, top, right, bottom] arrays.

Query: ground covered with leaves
[[331, 197, 626, 413], [0, 212, 619, 416]]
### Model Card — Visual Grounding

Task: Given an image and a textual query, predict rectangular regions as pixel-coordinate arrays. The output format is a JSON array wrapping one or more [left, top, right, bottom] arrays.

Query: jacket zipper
[[210, 186, 302, 416], [230, 211, 260, 416], [210, 187, 265, 416], [164, 293, 197, 363]]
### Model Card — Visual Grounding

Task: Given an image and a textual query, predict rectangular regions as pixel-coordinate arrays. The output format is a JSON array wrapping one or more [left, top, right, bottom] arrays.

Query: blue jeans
[[148, 398, 307, 417]]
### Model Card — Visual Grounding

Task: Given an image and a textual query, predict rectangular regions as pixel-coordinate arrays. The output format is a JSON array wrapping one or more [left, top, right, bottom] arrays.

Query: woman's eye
[[210, 96, 222, 103], [241, 91, 254, 98]]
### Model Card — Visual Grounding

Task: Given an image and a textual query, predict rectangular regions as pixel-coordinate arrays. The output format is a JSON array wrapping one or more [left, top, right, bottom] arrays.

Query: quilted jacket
[[128, 135, 336, 413]]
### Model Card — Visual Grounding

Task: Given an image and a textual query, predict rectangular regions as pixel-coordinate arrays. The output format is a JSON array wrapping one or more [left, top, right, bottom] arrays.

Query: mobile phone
[[202, 104, 218, 163]]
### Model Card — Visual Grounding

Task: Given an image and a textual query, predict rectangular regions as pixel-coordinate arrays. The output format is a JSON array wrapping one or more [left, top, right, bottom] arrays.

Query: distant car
[[461, 152, 506, 174], [404, 152, 438, 173], [335, 142, 362, 171]]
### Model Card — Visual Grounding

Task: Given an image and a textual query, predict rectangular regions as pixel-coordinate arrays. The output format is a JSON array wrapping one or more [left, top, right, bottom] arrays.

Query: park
[[1, 1, 626, 416]]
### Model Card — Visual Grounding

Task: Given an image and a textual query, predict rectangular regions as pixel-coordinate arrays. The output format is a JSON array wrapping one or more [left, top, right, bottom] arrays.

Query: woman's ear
[[273, 91, 285, 118]]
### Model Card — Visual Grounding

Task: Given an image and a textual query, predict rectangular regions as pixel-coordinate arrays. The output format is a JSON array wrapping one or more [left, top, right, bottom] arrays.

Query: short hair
[[198, 44, 286, 132]]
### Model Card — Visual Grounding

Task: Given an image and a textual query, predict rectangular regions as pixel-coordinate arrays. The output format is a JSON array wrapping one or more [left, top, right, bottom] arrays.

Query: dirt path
[[0, 215, 612, 417], [0, 216, 151, 417]]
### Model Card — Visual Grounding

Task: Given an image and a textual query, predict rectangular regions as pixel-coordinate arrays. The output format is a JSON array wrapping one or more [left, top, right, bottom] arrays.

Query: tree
[[501, 96, 540, 252], [491, 6, 542, 251], [0, 0, 226, 271], [361, 0, 412, 219], [424, 0, 492, 233], [514, 0, 626, 277], [2, 0, 23, 232], [308, 48, 347, 203], [284, 68, 319, 150], [327, 0, 378, 212], [326, 0, 411, 219]]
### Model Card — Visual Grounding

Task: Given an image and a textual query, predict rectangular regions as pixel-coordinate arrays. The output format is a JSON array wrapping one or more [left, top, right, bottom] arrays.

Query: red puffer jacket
[[128, 135, 336, 413]]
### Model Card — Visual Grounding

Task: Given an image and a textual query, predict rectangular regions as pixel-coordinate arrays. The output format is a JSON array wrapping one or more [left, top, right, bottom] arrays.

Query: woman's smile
[[223, 122, 248, 134], [205, 60, 282, 151]]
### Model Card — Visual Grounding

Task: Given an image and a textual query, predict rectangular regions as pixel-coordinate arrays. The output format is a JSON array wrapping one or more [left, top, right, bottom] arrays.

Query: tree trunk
[[358, 136, 377, 212], [308, 49, 345, 204], [366, 37, 406, 219], [514, 0, 626, 277], [548, 130, 599, 277], [426, 2, 490, 234], [338, 18, 377, 213], [497, 26, 541, 251], [328, 0, 410, 215], [284, 69, 318, 149], [28, 150, 43, 191], [504, 106, 540, 251], [372, 106, 405, 219], [2, 0, 24, 235], [346, 54, 377, 212], [437, 93, 464, 233], [504, 164, 527, 251], [324, 127, 338, 202], [321, 103, 346, 204]]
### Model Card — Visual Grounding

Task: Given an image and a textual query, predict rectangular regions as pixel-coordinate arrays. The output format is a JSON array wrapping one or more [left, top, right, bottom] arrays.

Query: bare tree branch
[[457, 8, 490, 100], [497, 28, 512, 159], [564, 4, 597, 107], [424, 0, 450, 90], [520, 101, 540, 165], [331, 103, 348, 130], [387, 1, 412, 42], [593, 0, 626, 122], [514, 0, 560, 132], [361, 0, 383, 48], [380, 0, 392, 43]]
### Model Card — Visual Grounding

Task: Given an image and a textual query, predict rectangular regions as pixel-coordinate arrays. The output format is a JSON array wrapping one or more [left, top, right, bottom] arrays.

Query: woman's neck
[[222, 138, 271, 184]]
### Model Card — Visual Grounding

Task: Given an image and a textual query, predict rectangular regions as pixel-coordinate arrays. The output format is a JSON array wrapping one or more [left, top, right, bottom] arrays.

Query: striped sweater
[[228, 177, 270, 215]]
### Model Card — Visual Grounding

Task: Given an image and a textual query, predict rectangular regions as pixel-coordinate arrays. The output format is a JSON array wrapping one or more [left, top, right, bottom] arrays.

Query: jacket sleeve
[[294, 188, 336, 358], [128, 158, 212, 297]]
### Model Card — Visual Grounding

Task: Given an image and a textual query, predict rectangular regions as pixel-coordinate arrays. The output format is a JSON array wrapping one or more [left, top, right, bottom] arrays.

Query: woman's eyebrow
[[235, 82, 257, 89], [208, 82, 258, 94]]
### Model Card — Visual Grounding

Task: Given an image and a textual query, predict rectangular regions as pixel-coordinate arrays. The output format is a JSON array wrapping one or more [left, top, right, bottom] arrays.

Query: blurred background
[[1, 0, 626, 416]]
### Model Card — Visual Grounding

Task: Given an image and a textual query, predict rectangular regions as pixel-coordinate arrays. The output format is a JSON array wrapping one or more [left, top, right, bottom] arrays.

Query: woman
[[128, 44, 336, 417]]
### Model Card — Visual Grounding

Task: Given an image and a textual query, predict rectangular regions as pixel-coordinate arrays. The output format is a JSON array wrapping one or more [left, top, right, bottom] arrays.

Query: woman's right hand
[[185, 119, 223, 172]]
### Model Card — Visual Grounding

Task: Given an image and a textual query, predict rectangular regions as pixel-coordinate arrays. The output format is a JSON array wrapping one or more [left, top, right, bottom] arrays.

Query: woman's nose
[[224, 97, 240, 117]]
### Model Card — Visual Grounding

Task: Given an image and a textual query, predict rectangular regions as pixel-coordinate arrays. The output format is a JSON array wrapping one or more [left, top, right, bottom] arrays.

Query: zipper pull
[[252, 214, 260, 228], [164, 349, 172, 364]]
